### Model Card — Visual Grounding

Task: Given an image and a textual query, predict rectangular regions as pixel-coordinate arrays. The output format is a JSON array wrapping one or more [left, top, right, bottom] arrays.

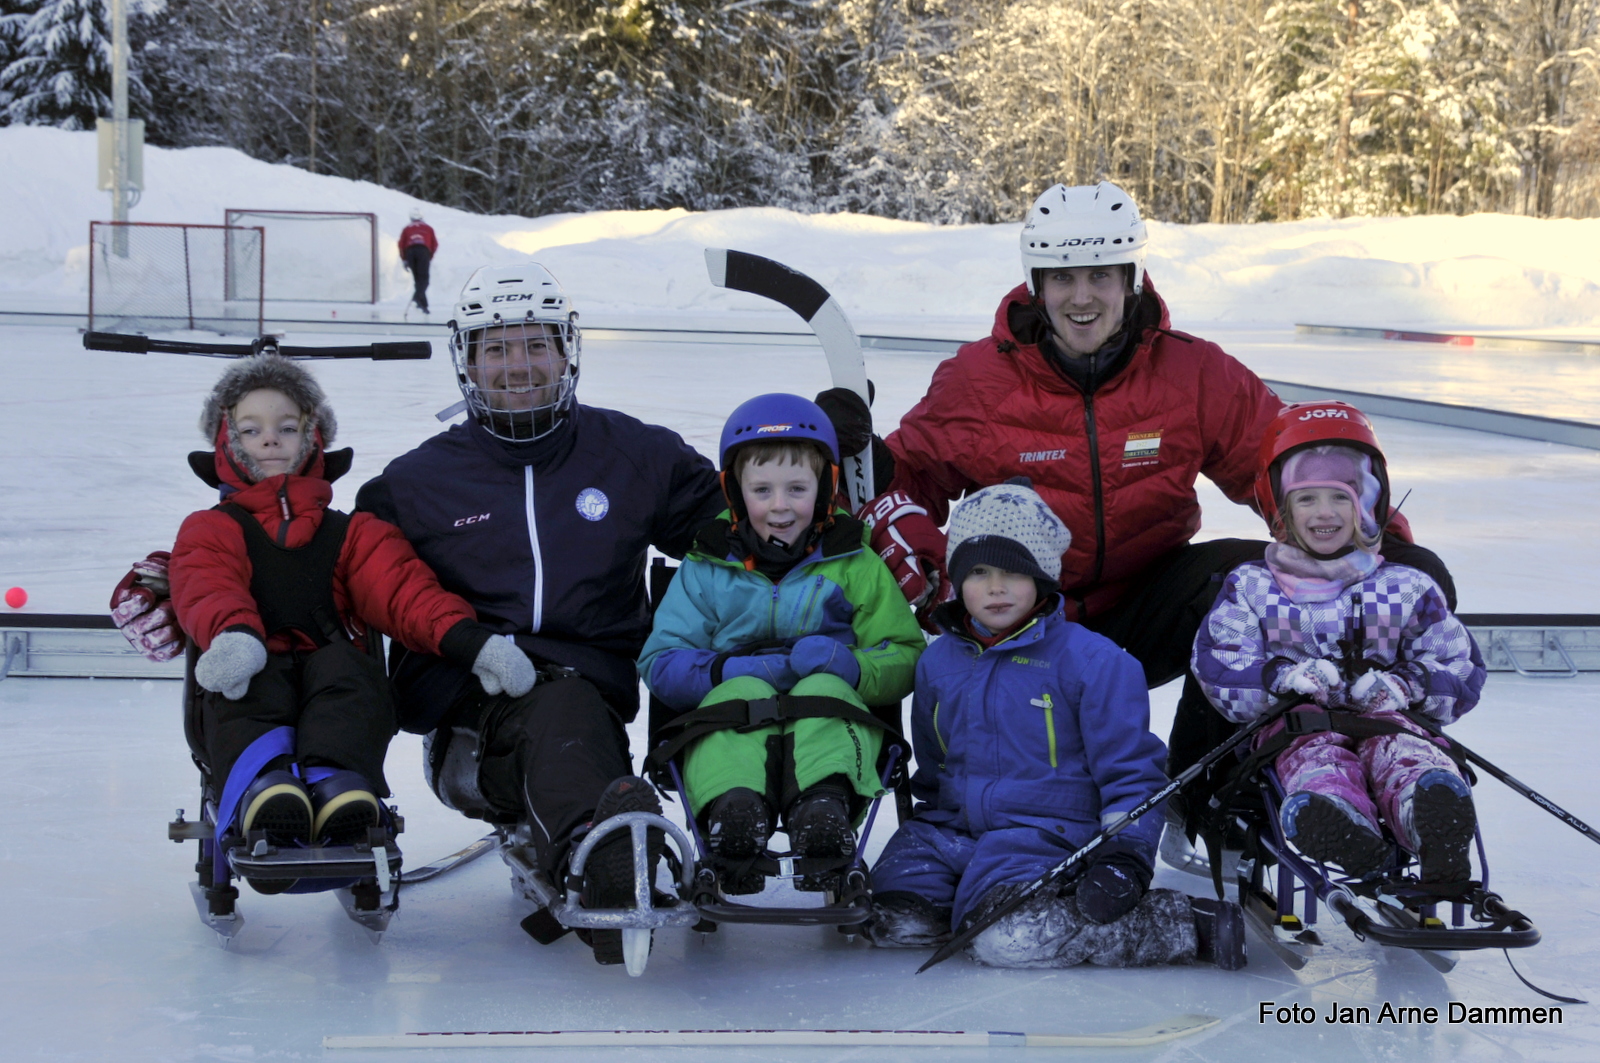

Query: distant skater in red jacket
[[166, 354, 532, 881], [398, 208, 438, 313]]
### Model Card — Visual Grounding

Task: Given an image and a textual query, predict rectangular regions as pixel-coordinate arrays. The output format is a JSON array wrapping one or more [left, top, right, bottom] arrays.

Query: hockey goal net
[[224, 209, 378, 303], [89, 222, 265, 335]]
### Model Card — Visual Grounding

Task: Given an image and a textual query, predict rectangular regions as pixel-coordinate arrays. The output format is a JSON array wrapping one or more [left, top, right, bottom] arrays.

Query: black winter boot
[[785, 778, 855, 892], [1410, 770, 1476, 884], [579, 776, 664, 965], [704, 787, 772, 896], [309, 770, 380, 845], [237, 770, 312, 895], [1281, 791, 1391, 877]]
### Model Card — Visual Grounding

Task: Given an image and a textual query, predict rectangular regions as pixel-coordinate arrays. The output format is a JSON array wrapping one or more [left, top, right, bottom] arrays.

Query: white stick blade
[[704, 248, 728, 289]]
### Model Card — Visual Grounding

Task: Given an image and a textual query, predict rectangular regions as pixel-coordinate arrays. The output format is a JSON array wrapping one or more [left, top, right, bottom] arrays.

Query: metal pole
[[111, 0, 129, 256]]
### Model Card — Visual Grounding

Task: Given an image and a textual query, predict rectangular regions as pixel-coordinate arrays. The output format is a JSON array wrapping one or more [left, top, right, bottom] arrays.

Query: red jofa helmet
[[1255, 400, 1393, 533]]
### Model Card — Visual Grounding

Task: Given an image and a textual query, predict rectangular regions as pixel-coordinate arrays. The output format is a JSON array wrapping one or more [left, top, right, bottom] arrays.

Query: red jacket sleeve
[[336, 512, 476, 655], [1194, 346, 1283, 508], [884, 352, 985, 524], [169, 510, 262, 650]]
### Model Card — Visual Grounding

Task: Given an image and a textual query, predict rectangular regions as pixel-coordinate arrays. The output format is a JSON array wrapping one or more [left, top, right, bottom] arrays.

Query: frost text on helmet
[[756, 423, 793, 434]]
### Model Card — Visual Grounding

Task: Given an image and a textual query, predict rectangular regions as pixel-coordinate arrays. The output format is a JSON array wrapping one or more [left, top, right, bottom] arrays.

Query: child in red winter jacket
[[169, 354, 534, 875]]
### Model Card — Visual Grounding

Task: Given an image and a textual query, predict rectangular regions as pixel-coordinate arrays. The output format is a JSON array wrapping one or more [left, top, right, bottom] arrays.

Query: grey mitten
[[195, 631, 268, 700], [472, 635, 537, 697]]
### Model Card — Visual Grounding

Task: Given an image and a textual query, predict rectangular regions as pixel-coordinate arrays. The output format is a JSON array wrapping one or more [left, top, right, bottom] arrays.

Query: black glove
[[814, 384, 875, 457], [1075, 841, 1153, 925]]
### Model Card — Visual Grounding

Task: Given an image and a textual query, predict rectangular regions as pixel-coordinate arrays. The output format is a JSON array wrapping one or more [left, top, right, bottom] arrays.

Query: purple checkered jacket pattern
[[1192, 561, 1485, 725]]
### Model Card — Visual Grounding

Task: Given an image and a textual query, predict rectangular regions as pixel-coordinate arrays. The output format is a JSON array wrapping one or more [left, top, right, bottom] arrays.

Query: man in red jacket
[[398, 208, 438, 313], [852, 181, 1455, 824]]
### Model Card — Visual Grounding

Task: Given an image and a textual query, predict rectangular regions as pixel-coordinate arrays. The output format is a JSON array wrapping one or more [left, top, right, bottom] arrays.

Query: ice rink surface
[[3, 321, 1600, 1061]]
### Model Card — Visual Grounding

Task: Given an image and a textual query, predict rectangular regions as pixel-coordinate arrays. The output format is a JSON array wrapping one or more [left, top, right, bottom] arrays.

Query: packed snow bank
[[5, 125, 1599, 331]]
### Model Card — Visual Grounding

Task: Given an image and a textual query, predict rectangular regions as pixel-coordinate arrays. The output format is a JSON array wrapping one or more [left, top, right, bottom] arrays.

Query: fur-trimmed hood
[[200, 354, 337, 445], [198, 354, 340, 487]]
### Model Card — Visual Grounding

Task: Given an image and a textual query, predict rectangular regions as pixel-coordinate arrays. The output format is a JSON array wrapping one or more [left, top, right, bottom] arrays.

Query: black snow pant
[[1083, 535, 1457, 787], [196, 639, 397, 799], [429, 676, 632, 876], [403, 244, 431, 311]]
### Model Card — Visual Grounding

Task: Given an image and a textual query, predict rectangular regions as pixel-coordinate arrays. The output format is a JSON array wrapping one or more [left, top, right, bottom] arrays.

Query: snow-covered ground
[[4, 124, 1600, 1062]]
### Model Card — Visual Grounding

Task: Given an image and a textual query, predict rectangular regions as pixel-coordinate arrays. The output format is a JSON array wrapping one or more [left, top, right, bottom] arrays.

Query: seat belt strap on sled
[[647, 694, 894, 771], [214, 725, 297, 880]]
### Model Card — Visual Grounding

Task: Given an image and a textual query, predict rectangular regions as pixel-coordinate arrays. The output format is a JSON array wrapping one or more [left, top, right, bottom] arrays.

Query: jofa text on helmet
[[1039, 236, 1107, 247], [1298, 408, 1350, 421]]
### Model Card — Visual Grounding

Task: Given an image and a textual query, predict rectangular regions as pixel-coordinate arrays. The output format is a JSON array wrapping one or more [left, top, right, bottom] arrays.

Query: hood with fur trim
[[198, 354, 338, 486]]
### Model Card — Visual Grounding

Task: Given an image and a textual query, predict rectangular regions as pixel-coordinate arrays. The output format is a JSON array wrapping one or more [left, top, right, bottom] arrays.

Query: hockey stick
[[919, 700, 1293, 972], [324, 1013, 1219, 1050], [396, 831, 500, 885], [1404, 710, 1600, 848], [84, 332, 432, 360], [703, 248, 874, 513]]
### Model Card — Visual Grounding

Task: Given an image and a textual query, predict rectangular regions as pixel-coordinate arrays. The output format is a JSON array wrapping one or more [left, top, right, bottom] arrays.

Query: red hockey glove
[[864, 491, 951, 617], [109, 551, 186, 662]]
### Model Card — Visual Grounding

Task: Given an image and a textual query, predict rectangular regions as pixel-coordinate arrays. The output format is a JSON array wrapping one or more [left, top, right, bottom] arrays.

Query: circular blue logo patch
[[575, 487, 610, 522]]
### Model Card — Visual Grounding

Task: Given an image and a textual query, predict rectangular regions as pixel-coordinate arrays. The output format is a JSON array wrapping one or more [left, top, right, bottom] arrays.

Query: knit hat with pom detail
[[945, 477, 1073, 591], [199, 354, 337, 481]]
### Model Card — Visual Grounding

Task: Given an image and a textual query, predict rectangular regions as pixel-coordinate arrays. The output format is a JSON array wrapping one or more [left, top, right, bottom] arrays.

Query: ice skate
[[785, 779, 855, 891], [704, 787, 771, 895], [310, 770, 381, 846], [1280, 790, 1391, 876], [1407, 769, 1476, 884], [580, 776, 665, 965]]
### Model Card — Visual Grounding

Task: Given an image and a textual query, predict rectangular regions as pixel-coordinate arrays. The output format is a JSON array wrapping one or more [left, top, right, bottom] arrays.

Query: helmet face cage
[[1021, 181, 1149, 296], [449, 316, 582, 442]]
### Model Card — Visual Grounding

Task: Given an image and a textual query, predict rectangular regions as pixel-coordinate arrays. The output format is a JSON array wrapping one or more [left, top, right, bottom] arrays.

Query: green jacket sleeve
[[845, 526, 927, 706]]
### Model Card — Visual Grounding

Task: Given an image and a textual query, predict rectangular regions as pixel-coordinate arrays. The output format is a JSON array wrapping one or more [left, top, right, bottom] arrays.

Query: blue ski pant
[[871, 818, 1091, 929]]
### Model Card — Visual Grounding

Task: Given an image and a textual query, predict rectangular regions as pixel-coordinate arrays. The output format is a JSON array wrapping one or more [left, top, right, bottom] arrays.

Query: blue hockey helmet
[[719, 393, 840, 468], [718, 393, 840, 527]]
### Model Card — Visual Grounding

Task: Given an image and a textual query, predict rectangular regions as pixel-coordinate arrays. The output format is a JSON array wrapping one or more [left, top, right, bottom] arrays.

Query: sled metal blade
[[188, 881, 244, 945], [400, 832, 498, 885]]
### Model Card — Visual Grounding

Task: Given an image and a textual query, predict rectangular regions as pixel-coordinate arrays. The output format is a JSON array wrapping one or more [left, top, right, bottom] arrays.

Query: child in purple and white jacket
[[1192, 443, 1486, 883]]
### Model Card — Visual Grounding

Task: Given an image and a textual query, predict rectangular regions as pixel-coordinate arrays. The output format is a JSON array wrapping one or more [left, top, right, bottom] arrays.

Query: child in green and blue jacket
[[639, 393, 924, 891]]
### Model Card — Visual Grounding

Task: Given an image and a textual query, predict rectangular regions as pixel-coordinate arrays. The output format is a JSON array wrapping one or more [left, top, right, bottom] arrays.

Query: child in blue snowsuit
[[866, 479, 1245, 968]]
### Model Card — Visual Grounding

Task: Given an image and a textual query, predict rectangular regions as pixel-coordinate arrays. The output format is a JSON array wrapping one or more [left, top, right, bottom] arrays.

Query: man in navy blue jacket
[[356, 264, 722, 964]]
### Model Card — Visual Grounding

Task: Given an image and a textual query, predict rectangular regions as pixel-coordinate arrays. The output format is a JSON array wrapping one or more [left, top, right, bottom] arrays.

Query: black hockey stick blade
[[708, 249, 830, 322], [917, 700, 1293, 972], [83, 332, 431, 360], [704, 248, 873, 511], [1405, 710, 1600, 847]]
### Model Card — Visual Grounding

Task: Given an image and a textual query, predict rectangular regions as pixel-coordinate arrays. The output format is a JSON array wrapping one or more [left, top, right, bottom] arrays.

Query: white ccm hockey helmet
[[1020, 181, 1149, 295], [449, 263, 582, 442]]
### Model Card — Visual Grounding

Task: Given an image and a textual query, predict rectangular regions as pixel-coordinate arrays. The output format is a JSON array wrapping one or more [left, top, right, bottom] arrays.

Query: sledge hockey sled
[[487, 558, 914, 975], [639, 557, 914, 935], [167, 631, 405, 946], [1198, 707, 1539, 972]]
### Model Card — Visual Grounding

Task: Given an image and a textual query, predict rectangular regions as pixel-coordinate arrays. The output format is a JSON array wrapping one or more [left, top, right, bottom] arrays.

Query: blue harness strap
[[215, 725, 298, 875]]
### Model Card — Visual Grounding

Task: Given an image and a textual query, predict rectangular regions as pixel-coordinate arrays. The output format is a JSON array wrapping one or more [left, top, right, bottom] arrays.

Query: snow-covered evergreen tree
[[0, 0, 149, 129]]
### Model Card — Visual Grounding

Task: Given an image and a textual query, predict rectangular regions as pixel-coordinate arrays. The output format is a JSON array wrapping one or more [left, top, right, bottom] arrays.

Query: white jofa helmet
[[1020, 181, 1149, 295], [409, 207, 423, 221], [449, 263, 582, 442]]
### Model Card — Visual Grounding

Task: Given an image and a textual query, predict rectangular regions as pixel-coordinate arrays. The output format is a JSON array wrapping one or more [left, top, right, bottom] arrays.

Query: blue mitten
[[788, 634, 861, 687], [721, 652, 799, 692]]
